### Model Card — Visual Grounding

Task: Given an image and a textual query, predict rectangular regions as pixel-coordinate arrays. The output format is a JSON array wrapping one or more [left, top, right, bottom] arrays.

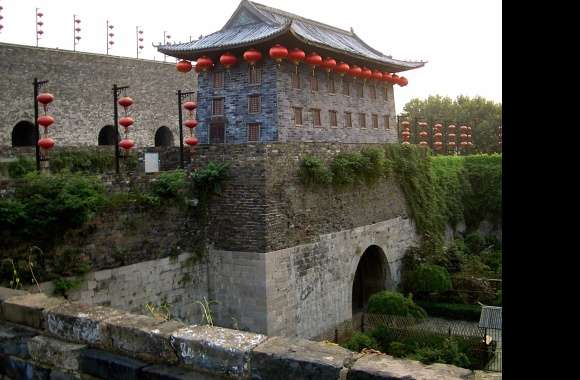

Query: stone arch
[[11, 121, 36, 147], [352, 245, 393, 313], [98, 125, 118, 145], [154, 126, 174, 147]]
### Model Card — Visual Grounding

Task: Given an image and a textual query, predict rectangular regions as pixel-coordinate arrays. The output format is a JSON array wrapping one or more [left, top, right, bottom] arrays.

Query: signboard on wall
[[144, 152, 159, 173]]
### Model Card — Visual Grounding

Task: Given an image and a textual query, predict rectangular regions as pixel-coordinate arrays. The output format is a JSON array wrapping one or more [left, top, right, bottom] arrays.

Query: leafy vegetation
[[367, 291, 427, 320], [401, 95, 502, 153], [415, 301, 482, 321], [406, 264, 452, 295], [53, 277, 83, 297], [342, 332, 379, 352]]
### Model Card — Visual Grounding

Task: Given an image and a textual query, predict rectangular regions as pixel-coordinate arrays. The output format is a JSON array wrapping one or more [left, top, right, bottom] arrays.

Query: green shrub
[[342, 332, 379, 352], [191, 162, 229, 198], [7, 156, 36, 178], [415, 301, 482, 321], [53, 277, 82, 297], [151, 170, 188, 198], [464, 232, 485, 255], [367, 291, 427, 319], [298, 156, 332, 186], [406, 337, 471, 368], [408, 264, 452, 295], [462, 154, 502, 229]]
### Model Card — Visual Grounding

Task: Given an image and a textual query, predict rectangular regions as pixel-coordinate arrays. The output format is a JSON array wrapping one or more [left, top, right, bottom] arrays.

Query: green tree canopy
[[401, 95, 502, 153]]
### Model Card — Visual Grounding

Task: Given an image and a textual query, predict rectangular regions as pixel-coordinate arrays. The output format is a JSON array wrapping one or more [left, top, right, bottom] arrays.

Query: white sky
[[0, 0, 501, 114]]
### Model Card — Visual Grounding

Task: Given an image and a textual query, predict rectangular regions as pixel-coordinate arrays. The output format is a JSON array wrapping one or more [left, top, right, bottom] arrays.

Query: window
[[310, 75, 319, 92], [292, 71, 301, 89], [212, 98, 224, 116], [384, 86, 389, 101], [356, 83, 364, 98], [293, 107, 303, 126], [359, 113, 366, 128], [210, 123, 225, 143], [372, 114, 379, 129], [248, 95, 260, 114], [384, 115, 391, 129], [247, 123, 260, 142], [328, 75, 335, 93], [329, 110, 338, 127], [345, 112, 352, 128], [213, 71, 224, 88], [342, 78, 350, 96], [311, 108, 321, 127], [249, 67, 261, 84], [370, 85, 376, 100]]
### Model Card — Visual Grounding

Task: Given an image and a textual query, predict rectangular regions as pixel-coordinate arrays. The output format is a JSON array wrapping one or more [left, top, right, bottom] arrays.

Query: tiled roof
[[157, 0, 424, 71], [479, 306, 502, 330]]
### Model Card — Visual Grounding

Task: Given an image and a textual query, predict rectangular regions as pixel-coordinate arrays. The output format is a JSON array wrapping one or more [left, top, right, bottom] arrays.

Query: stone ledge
[[1, 292, 67, 329], [251, 336, 354, 380], [28, 335, 86, 373], [79, 348, 148, 380]]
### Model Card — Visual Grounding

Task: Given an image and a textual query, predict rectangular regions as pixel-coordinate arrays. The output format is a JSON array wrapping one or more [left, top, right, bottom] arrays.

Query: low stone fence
[[0, 287, 494, 380]]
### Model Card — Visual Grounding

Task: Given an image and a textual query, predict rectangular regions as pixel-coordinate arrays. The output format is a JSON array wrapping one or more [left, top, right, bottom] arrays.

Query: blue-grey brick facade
[[194, 60, 399, 145]]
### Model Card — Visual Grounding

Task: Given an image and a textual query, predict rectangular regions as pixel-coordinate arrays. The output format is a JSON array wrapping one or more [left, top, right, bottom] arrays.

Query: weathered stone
[[251, 336, 354, 380], [0, 321, 39, 358], [103, 313, 185, 363], [170, 325, 267, 378], [1, 293, 67, 329], [49, 370, 82, 380], [45, 303, 126, 347], [0, 354, 51, 380], [78, 348, 147, 380], [0, 287, 29, 303], [471, 371, 502, 380], [28, 335, 86, 372], [140, 364, 226, 380], [346, 353, 473, 380]]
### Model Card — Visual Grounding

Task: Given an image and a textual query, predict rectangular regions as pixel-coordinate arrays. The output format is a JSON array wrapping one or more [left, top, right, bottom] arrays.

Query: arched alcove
[[352, 245, 392, 313], [98, 125, 118, 145], [11, 121, 36, 147], [154, 126, 174, 147]]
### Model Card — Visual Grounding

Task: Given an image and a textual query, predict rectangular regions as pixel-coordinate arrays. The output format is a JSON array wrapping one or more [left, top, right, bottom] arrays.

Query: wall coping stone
[[0, 288, 493, 380]]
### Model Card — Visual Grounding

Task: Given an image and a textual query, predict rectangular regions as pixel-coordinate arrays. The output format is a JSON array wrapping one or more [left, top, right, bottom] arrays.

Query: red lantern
[[372, 70, 383, 81], [434, 132, 443, 141], [322, 57, 337, 73], [196, 56, 214, 72], [119, 138, 135, 150], [118, 96, 133, 109], [402, 131, 411, 138], [361, 67, 372, 81], [220, 52, 237, 69], [391, 74, 400, 84], [433, 141, 443, 150], [185, 136, 198, 146], [398, 76, 408, 86], [183, 101, 197, 111], [419, 131, 428, 138], [37, 115, 54, 128], [335, 62, 350, 76], [38, 137, 55, 150], [383, 72, 395, 84], [243, 48, 262, 66], [349, 65, 362, 78], [37, 93, 54, 105], [184, 119, 198, 129], [269, 44, 288, 63], [119, 116, 134, 128], [176, 60, 192, 73], [305, 52, 322, 69], [288, 48, 305, 65]]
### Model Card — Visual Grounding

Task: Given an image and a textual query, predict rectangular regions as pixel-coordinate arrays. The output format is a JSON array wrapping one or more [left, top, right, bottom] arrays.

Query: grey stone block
[[45, 303, 126, 347], [170, 325, 267, 378], [251, 336, 354, 380], [346, 353, 473, 380], [140, 365, 225, 380], [1, 293, 67, 330], [0, 321, 39, 358], [49, 370, 82, 380], [28, 335, 86, 372], [78, 348, 148, 380], [0, 355, 51, 380], [103, 313, 185, 363]]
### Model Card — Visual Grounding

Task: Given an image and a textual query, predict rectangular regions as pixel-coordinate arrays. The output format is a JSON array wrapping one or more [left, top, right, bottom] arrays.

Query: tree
[[401, 95, 502, 153]]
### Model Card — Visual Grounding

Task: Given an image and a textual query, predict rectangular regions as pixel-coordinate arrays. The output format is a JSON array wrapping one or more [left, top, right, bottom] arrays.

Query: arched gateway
[[352, 245, 393, 313]]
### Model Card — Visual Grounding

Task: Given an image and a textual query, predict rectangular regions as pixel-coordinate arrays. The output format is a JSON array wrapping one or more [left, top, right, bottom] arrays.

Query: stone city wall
[[0, 287, 478, 380], [0, 42, 194, 148]]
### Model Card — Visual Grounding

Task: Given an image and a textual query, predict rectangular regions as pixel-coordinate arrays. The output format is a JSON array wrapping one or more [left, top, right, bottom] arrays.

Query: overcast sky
[[0, 0, 501, 114]]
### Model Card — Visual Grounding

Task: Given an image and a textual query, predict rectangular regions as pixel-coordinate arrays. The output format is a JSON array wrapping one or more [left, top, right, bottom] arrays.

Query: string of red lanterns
[[418, 122, 429, 148], [401, 121, 411, 145], [174, 46, 410, 87], [433, 124, 443, 152], [106, 21, 114, 55], [136, 27, 144, 58], [183, 98, 199, 150], [73, 15, 81, 52], [0, 1, 4, 33], [37, 92, 56, 155], [118, 95, 135, 151], [36, 8, 44, 47], [447, 124, 457, 152]]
